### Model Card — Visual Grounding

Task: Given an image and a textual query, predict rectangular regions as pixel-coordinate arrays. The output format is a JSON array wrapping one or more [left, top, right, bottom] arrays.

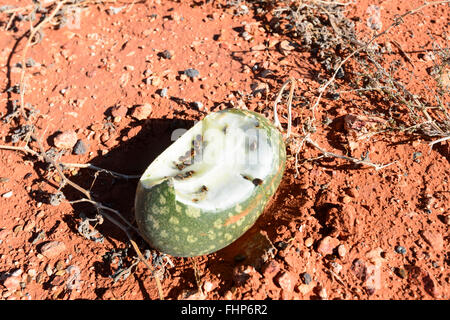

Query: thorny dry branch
[[310, 0, 450, 128]]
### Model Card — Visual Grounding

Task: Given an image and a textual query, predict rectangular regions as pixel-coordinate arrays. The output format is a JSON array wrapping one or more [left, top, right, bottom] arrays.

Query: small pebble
[[444, 215, 450, 225], [202, 281, 215, 293], [3, 276, 21, 291], [395, 267, 407, 279], [302, 272, 312, 285], [342, 195, 352, 204], [0, 177, 10, 183], [191, 101, 204, 111], [2, 191, 13, 198], [53, 130, 78, 149], [160, 87, 168, 98], [131, 103, 153, 120], [318, 286, 328, 300], [11, 269, 23, 277], [337, 244, 347, 258], [35, 272, 44, 284], [298, 282, 315, 295], [45, 264, 53, 276], [40, 241, 67, 259], [275, 241, 289, 250], [27, 269, 37, 278], [55, 260, 65, 271], [275, 271, 296, 292], [25, 57, 36, 68], [336, 68, 345, 79], [261, 260, 281, 277], [31, 231, 46, 245], [110, 105, 128, 118], [251, 44, 266, 51], [73, 139, 88, 155], [258, 69, 273, 78], [395, 245, 407, 255], [55, 270, 66, 276], [331, 262, 343, 274], [50, 275, 65, 287], [304, 237, 314, 248], [66, 265, 81, 290], [159, 50, 172, 59], [278, 40, 295, 53], [0, 229, 9, 240], [421, 230, 444, 252], [184, 68, 199, 78], [23, 220, 35, 232], [150, 76, 161, 86], [241, 31, 252, 41], [317, 236, 340, 255]]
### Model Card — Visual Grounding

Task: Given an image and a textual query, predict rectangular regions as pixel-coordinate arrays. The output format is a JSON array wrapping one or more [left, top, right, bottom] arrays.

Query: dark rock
[[73, 139, 88, 155], [336, 67, 345, 79], [159, 50, 172, 59], [184, 68, 199, 78]]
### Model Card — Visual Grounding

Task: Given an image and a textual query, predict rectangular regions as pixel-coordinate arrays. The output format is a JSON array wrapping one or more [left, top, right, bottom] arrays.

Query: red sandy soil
[[0, 0, 448, 300]]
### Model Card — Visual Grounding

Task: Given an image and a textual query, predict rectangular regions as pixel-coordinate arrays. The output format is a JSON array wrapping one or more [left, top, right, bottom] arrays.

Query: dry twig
[[1, 0, 165, 300], [303, 134, 397, 170], [310, 0, 450, 125]]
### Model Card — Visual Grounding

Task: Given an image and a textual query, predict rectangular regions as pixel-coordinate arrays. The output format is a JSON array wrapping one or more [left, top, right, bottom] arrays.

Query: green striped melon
[[135, 109, 286, 257]]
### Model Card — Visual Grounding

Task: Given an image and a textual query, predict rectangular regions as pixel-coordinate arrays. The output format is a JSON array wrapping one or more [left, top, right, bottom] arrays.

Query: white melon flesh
[[139, 111, 281, 212]]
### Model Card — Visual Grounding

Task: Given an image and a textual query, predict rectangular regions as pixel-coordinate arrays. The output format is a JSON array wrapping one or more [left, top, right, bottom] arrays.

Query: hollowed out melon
[[135, 109, 286, 257]]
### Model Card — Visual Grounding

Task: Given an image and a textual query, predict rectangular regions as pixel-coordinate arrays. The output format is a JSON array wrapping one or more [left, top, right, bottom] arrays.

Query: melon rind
[[135, 109, 286, 257]]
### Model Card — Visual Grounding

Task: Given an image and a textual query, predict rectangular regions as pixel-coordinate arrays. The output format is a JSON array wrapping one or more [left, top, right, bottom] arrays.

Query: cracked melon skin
[[135, 109, 286, 257]]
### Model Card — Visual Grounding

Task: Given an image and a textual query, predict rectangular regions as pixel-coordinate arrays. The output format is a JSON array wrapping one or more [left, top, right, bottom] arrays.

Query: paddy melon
[[135, 109, 286, 257]]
